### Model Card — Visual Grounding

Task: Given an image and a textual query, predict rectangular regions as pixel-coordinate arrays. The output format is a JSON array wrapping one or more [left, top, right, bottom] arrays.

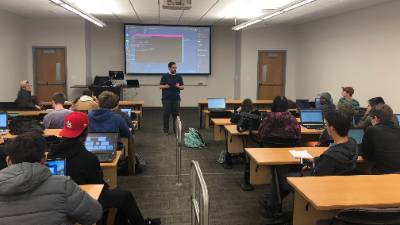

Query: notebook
[[85, 133, 118, 162], [46, 159, 66, 176], [289, 150, 313, 159]]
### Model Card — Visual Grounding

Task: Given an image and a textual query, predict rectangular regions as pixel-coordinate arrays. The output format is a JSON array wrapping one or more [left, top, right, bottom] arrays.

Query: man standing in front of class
[[160, 62, 184, 135]]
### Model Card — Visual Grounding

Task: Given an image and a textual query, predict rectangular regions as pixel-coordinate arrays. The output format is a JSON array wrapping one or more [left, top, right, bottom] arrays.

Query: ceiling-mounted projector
[[162, 0, 192, 10]]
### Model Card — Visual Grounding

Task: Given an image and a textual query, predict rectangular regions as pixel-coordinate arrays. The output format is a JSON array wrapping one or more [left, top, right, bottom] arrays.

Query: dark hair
[[5, 132, 46, 164], [98, 91, 119, 109], [369, 104, 393, 124], [52, 92, 66, 105], [325, 110, 352, 137], [168, 62, 176, 68], [82, 89, 93, 97], [241, 99, 253, 113], [337, 102, 354, 117], [271, 96, 288, 112], [368, 97, 385, 107]]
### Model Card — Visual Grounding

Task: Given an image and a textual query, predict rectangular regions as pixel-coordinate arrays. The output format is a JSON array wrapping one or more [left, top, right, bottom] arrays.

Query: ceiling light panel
[[66, 0, 121, 15], [219, 0, 296, 19]]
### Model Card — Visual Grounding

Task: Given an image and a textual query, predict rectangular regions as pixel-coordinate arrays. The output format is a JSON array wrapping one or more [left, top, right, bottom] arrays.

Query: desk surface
[[79, 184, 104, 200], [40, 100, 144, 106], [211, 118, 232, 126], [245, 147, 328, 165], [100, 151, 121, 167], [7, 110, 48, 116], [2, 129, 61, 139], [224, 124, 322, 136], [198, 99, 273, 105], [288, 174, 400, 210]]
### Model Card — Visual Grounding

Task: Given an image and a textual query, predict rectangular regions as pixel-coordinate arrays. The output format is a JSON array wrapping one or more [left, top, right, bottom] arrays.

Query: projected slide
[[125, 25, 211, 75]]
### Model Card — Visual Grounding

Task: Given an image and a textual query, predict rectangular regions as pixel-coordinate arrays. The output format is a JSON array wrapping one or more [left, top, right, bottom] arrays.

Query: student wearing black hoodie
[[48, 112, 160, 225], [263, 110, 358, 222]]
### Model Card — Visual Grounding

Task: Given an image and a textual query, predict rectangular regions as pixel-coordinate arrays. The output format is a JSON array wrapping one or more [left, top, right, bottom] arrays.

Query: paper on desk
[[289, 150, 313, 159]]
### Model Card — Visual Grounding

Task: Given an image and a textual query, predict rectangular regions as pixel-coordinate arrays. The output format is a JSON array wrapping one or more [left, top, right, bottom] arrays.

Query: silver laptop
[[85, 133, 118, 162]]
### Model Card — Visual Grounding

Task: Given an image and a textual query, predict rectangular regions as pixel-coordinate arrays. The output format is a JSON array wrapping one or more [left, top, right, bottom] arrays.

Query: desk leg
[[227, 134, 243, 154], [214, 125, 225, 141], [250, 160, 272, 185], [199, 104, 203, 129], [293, 192, 335, 225], [204, 113, 210, 129], [102, 167, 117, 189]]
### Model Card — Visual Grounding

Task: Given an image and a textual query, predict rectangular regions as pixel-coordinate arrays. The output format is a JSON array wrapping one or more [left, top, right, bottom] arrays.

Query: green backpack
[[184, 128, 206, 148]]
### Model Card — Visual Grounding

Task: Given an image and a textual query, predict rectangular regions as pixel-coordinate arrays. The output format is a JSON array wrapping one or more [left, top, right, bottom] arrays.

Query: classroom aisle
[[118, 108, 272, 225]]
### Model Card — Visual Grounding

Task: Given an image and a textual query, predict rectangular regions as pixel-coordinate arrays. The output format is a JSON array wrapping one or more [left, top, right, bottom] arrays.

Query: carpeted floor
[[118, 108, 288, 225]]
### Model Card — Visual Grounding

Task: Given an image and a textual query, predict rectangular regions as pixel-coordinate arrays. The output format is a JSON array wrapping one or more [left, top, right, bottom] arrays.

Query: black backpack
[[9, 117, 44, 135], [236, 112, 260, 132]]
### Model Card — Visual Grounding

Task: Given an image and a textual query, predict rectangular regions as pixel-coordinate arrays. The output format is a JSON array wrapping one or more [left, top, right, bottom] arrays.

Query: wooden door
[[34, 48, 66, 102], [257, 51, 285, 100]]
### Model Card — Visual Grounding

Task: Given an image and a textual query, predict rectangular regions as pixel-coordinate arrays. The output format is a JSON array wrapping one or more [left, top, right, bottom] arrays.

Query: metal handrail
[[175, 116, 183, 186], [190, 160, 209, 225]]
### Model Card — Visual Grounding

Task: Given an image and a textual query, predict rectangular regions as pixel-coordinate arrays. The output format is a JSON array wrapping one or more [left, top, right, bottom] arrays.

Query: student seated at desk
[[70, 89, 99, 112], [258, 96, 300, 146], [0, 132, 102, 225], [355, 97, 398, 129], [316, 92, 336, 114], [48, 112, 160, 225], [88, 91, 130, 138], [230, 98, 260, 124], [338, 86, 360, 114], [361, 104, 400, 174], [14, 80, 41, 110], [43, 92, 71, 129], [263, 110, 358, 222]]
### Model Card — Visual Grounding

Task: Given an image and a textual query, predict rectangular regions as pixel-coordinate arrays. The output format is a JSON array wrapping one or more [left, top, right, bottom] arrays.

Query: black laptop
[[85, 133, 119, 162], [207, 98, 226, 112], [300, 110, 324, 129]]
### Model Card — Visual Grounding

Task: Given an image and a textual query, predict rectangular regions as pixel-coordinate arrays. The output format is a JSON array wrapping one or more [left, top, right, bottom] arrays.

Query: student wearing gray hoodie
[[0, 132, 102, 225]]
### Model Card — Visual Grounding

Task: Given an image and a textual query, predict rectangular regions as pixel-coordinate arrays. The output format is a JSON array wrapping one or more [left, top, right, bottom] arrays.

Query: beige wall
[[296, 0, 400, 111], [90, 24, 236, 107], [0, 10, 26, 101], [240, 26, 297, 100], [25, 18, 87, 100]]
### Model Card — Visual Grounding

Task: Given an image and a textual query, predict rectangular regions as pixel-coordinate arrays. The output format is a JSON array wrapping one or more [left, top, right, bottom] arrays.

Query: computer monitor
[[46, 159, 66, 176], [126, 80, 140, 88], [395, 114, 400, 124], [109, 71, 124, 80], [207, 98, 226, 110], [300, 110, 324, 124], [348, 129, 364, 145], [296, 99, 310, 110], [85, 133, 119, 153], [121, 108, 132, 118], [0, 112, 7, 129]]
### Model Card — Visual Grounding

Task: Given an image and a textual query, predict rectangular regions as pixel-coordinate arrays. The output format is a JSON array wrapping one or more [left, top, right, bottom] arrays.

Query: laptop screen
[[396, 114, 400, 124], [46, 159, 66, 176], [300, 110, 324, 123], [208, 98, 226, 109], [348, 129, 364, 145], [0, 113, 7, 129], [85, 133, 118, 153], [120, 108, 131, 118]]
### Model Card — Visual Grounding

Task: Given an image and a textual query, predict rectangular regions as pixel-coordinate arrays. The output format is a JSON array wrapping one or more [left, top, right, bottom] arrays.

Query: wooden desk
[[245, 147, 328, 185], [287, 174, 400, 225], [198, 99, 273, 128], [79, 184, 104, 200], [211, 118, 231, 141], [100, 151, 121, 189], [7, 110, 48, 117], [2, 129, 61, 139], [41, 100, 144, 111]]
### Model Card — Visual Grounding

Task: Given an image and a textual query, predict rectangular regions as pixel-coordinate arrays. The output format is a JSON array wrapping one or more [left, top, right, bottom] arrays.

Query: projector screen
[[124, 24, 211, 75]]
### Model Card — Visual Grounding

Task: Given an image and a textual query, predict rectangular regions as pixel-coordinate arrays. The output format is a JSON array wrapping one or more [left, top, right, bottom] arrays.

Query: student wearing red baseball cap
[[49, 112, 161, 225]]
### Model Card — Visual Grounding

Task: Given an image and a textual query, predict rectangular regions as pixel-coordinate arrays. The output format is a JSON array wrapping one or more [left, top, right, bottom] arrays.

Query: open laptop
[[348, 128, 364, 145], [300, 110, 324, 129], [85, 133, 119, 162], [0, 112, 7, 133], [46, 159, 66, 176], [126, 79, 140, 88], [296, 99, 310, 110], [121, 108, 132, 119], [207, 98, 226, 112], [395, 114, 400, 124]]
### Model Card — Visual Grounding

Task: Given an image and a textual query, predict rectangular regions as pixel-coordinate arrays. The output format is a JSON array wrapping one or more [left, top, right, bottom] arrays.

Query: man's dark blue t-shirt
[[160, 73, 184, 101]]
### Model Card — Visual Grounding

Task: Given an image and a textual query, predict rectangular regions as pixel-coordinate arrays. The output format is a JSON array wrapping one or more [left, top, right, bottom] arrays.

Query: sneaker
[[145, 218, 161, 225]]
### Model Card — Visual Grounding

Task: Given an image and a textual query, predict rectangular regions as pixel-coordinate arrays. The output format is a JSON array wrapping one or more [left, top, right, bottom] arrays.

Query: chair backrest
[[332, 208, 400, 225]]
